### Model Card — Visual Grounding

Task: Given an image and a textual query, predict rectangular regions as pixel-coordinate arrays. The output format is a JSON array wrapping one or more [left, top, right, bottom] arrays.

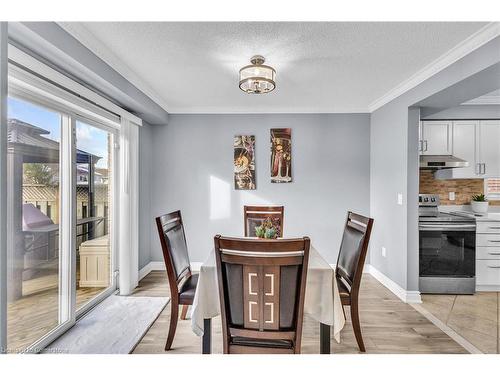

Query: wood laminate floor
[[421, 292, 500, 354], [132, 271, 468, 354], [7, 280, 104, 351]]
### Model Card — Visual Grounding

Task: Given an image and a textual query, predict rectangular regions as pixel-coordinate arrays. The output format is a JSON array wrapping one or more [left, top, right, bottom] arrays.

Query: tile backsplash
[[419, 170, 484, 205]]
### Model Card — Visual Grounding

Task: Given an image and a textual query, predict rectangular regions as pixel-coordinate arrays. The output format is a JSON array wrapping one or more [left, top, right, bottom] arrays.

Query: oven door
[[419, 223, 476, 278]]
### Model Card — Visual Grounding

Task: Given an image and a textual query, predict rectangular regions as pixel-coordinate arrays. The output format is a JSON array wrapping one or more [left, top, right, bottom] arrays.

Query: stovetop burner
[[418, 194, 475, 223]]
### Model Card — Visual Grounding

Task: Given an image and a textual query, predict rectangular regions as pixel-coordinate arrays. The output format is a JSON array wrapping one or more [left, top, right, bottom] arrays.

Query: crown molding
[[168, 106, 369, 114], [368, 22, 500, 113], [57, 22, 171, 113]]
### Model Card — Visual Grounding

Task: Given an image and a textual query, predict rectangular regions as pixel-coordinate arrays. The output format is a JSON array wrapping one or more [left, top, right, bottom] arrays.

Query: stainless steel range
[[419, 194, 476, 294]]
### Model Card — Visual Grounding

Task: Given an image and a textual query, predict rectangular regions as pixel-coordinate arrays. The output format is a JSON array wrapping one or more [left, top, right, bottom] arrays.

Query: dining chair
[[214, 235, 310, 354], [243, 205, 284, 237], [155, 210, 198, 350], [335, 211, 374, 352]]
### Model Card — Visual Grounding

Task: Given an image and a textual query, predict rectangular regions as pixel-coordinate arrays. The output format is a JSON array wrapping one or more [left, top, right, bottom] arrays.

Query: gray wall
[[138, 122, 154, 269], [144, 113, 370, 265], [370, 36, 500, 291], [422, 104, 500, 120]]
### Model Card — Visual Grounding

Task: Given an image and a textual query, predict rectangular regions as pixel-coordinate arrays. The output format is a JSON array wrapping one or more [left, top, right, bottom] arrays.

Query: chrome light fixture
[[239, 55, 276, 94]]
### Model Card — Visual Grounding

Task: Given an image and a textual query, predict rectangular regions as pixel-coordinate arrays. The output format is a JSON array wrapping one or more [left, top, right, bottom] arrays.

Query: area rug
[[46, 295, 169, 354]]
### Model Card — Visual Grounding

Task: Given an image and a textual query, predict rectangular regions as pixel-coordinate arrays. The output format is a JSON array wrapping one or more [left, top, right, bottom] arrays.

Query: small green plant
[[471, 194, 487, 202], [254, 217, 280, 239]]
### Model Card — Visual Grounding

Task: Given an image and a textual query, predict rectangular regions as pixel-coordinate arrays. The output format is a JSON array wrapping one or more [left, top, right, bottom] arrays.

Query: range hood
[[420, 155, 469, 170]]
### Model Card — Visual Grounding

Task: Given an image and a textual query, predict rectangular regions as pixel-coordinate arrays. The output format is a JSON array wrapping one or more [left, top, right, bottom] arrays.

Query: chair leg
[[165, 299, 179, 351], [181, 304, 189, 320], [350, 301, 365, 352]]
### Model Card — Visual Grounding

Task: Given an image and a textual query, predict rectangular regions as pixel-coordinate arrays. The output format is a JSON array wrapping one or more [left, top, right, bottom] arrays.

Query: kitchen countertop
[[475, 212, 500, 222]]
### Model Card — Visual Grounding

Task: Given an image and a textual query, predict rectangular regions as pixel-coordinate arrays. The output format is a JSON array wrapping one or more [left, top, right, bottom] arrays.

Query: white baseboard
[[365, 265, 422, 304], [139, 261, 203, 281], [138, 261, 165, 281], [139, 261, 422, 304]]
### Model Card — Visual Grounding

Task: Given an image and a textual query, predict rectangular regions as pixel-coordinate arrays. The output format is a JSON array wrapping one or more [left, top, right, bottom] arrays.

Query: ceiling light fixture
[[239, 55, 276, 94]]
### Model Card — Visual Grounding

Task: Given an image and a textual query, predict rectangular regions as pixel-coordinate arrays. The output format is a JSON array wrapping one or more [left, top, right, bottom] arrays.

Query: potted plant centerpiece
[[471, 194, 489, 213], [254, 217, 280, 239]]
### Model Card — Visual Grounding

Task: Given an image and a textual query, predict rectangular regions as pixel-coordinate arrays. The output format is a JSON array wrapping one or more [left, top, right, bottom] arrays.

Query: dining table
[[190, 241, 346, 354]]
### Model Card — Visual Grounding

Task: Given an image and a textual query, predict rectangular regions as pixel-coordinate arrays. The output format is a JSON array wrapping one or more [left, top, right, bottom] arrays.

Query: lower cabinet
[[476, 260, 500, 287], [476, 222, 500, 291]]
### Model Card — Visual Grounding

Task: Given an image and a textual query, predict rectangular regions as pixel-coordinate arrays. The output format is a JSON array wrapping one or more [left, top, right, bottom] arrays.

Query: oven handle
[[419, 224, 476, 231]]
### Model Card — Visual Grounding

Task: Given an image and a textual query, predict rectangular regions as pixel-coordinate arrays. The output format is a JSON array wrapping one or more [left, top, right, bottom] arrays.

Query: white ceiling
[[60, 22, 488, 114]]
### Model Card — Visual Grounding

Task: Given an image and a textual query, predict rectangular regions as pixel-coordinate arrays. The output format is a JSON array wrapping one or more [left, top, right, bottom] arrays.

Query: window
[[485, 178, 500, 200]]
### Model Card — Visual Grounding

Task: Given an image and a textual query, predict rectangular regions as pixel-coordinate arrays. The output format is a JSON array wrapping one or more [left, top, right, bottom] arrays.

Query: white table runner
[[190, 244, 346, 342]]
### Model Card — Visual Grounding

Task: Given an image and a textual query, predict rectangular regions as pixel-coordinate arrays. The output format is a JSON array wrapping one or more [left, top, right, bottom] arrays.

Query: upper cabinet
[[433, 120, 500, 179], [419, 121, 452, 155], [449, 121, 477, 179], [478, 120, 500, 178]]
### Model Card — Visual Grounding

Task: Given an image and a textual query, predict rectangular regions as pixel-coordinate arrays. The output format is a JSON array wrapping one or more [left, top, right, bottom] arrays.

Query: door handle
[[477, 163, 483, 174], [419, 140, 423, 152], [488, 227, 500, 230], [476, 163, 481, 175], [487, 265, 500, 269], [424, 140, 428, 152], [488, 240, 500, 243], [488, 252, 500, 255], [482, 163, 486, 175]]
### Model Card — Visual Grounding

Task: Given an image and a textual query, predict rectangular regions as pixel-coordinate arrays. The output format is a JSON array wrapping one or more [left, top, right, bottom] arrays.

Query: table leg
[[202, 318, 212, 354], [320, 323, 331, 354]]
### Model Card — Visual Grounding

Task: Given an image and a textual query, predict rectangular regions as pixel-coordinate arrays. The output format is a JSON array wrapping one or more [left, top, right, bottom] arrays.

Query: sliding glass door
[[75, 120, 116, 312], [5, 96, 118, 352], [6, 97, 66, 352]]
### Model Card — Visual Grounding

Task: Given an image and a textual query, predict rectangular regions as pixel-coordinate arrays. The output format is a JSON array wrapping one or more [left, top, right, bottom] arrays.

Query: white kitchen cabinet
[[450, 121, 478, 178], [419, 121, 452, 155], [476, 260, 500, 288], [476, 221, 500, 234], [435, 120, 500, 180], [477, 120, 500, 178], [476, 221, 500, 291]]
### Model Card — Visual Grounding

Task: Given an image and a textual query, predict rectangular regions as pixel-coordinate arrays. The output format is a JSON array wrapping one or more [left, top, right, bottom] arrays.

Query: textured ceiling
[[60, 22, 487, 113]]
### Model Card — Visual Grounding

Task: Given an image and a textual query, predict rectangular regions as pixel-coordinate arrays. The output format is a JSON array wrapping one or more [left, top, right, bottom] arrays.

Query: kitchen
[[417, 90, 500, 353]]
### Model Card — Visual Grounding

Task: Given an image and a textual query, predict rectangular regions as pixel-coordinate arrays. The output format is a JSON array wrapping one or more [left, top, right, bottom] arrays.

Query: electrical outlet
[[382, 247, 387, 257], [449, 192, 455, 201]]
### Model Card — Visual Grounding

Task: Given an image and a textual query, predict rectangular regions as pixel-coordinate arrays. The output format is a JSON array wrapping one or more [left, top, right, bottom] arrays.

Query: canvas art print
[[234, 135, 256, 190], [270, 128, 292, 183]]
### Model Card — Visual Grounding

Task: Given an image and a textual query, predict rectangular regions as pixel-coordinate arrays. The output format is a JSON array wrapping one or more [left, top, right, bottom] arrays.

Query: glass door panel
[[6, 97, 64, 351], [75, 120, 114, 310]]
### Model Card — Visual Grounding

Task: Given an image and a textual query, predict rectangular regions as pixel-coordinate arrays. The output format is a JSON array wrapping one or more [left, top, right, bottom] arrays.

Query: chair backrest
[[243, 205, 284, 237], [214, 235, 310, 353], [155, 211, 192, 293], [335, 212, 374, 296]]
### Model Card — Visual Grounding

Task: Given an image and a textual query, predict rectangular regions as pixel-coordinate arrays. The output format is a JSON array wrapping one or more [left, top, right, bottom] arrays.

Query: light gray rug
[[46, 295, 169, 354]]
